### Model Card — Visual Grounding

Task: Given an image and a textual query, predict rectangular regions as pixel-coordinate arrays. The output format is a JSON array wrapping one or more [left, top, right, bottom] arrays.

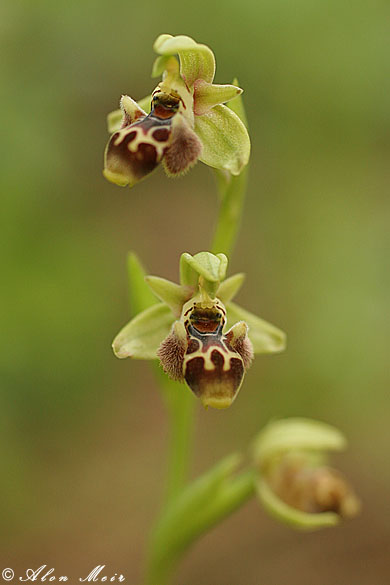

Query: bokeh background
[[1, 0, 389, 583]]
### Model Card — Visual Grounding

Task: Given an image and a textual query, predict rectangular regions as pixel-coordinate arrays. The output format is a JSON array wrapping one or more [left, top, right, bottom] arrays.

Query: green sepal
[[179, 253, 198, 288], [112, 303, 174, 360], [195, 105, 250, 176], [194, 80, 243, 116], [180, 252, 227, 297], [253, 418, 347, 468], [153, 34, 215, 86], [256, 478, 339, 531], [152, 55, 180, 79], [227, 77, 248, 128], [152, 55, 171, 78], [226, 301, 286, 354], [127, 252, 158, 317], [216, 273, 245, 304], [145, 276, 192, 317]]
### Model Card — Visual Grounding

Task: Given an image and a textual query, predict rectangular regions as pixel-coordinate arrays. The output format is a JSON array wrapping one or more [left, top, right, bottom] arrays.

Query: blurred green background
[[1, 0, 389, 582]]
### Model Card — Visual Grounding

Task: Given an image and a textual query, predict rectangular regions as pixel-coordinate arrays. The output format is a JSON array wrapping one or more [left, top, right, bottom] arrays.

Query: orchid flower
[[103, 34, 250, 188], [113, 252, 285, 409]]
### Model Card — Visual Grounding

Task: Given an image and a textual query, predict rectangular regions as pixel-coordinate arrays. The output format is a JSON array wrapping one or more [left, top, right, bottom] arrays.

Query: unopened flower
[[103, 34, 250, 188], [113, 252, 285, 409], [253, 418, 361, 529], [268, 460, 360, 517]]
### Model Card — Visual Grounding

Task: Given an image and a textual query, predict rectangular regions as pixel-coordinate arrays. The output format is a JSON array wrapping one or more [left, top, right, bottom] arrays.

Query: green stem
[[211, 78, 249, 257], [160, 376, 195, 504], [211, 166, 249, 257]]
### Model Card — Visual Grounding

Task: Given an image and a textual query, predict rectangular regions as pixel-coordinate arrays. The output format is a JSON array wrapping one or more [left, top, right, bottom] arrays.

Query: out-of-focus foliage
[[0, 0, 389, 583]]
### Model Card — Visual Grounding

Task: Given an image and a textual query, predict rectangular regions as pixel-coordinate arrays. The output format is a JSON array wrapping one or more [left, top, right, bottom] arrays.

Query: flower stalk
[[211, 167, 248, 257], [159, 374, 195, 505]]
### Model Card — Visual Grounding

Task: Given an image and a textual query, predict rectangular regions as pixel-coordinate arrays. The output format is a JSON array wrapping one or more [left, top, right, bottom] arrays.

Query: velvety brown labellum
[[104, 93, 179, 186], [182, 304, 245, 408], [157, 300, 253, 408]]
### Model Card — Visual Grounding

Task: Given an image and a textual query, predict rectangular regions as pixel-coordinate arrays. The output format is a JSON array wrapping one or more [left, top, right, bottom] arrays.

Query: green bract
[[104, 34, 250, 188]]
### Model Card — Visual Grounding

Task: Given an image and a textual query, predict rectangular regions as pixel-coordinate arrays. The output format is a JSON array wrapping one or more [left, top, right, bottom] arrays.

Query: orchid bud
[[253, 419, 361, 529]]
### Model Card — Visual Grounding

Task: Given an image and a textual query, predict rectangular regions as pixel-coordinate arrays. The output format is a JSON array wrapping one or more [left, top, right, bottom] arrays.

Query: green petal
[[112, 304, 174, 360], [145, 276, 192, 317], [216, 273, 245, 304], [106, 96, 151, 134], [154, 34, 215, 86], [194, 105, 250, 176], [253, 418, 347, 467], [256, 478, 339, 531], [127, 252, 158, 317], [226, 302, 286, 354], [120, 95, 147, 125], [194, 80, 243, 116]]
